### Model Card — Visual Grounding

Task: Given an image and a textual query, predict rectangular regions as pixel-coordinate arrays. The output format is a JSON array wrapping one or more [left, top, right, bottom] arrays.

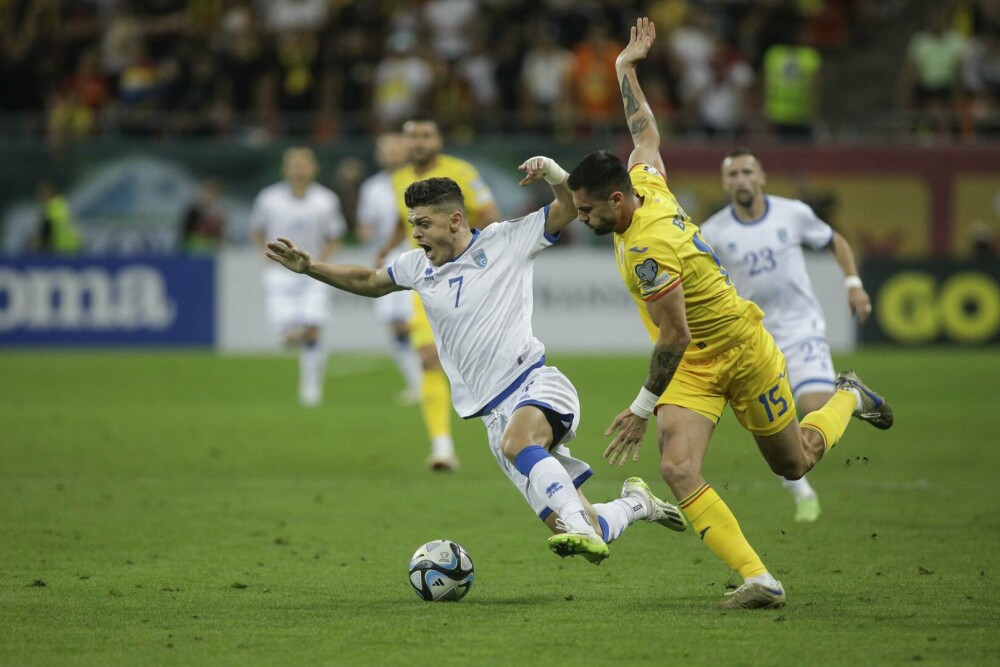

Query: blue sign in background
[[0, 256, 214, 345]]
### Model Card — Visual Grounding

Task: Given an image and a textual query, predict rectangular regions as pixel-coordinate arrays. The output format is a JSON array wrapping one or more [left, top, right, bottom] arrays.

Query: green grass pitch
[[1, 348, 998, 666]]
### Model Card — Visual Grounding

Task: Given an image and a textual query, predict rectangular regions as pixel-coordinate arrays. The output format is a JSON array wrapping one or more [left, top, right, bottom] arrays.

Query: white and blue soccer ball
[[407, 539, 474, 602]]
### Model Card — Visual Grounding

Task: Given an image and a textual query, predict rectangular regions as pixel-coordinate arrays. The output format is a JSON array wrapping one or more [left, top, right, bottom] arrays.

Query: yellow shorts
[[658, 322, 796, 436], [409, 292, 436, 349]]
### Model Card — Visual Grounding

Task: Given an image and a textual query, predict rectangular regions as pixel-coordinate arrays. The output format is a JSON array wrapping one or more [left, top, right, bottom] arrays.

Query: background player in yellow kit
[[567, 17, 894, 609], [375, 116, 501, 471]]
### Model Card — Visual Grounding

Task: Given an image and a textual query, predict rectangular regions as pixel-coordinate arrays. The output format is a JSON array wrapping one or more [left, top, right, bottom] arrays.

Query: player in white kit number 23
[[265, 156, 688, 565]]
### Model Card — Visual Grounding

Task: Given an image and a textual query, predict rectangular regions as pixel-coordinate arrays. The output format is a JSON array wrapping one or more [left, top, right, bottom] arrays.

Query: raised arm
[[517, 156, 576, 235], [265, 237, 403, 298], [617, 17, 665, 173]]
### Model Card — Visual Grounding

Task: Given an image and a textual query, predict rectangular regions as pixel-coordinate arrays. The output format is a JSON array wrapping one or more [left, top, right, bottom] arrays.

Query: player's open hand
[[265, 237, 311, 274], [616, 17, 656, 69], [518, 156, 552, 186], [603, 407, 649, 466]]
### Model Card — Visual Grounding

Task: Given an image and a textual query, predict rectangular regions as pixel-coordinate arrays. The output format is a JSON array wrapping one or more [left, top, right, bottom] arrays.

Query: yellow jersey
[[615, 163, 763, 359], [391, 154, 497, 248]]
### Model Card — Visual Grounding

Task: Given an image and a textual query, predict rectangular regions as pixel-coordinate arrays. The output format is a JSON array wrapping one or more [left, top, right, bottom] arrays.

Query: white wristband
[[629, 387, 660, 420], [542, 161, 569, 185], [844, 275, 863, 290]]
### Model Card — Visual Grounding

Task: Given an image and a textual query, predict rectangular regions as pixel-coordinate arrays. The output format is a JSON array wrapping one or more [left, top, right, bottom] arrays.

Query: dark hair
[[568, 150, 632, 199], [404, 177, 465, 210], [725, 147, 761, 164]]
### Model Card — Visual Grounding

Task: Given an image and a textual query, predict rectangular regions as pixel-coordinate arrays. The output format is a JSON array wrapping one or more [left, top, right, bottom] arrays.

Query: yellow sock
[[679, 484, 767, 580], [420, 369, 451, 441], [800, 389, 856, 452]]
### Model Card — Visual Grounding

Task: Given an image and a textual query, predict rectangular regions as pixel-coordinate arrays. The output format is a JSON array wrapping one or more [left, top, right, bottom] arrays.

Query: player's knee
[[659, 455, 700, 487], [770, 458, 807, 480]]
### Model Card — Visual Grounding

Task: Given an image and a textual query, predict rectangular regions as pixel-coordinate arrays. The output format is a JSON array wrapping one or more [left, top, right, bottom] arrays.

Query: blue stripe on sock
[[513, 445, 550, 477], [598, 515, 610, 542]]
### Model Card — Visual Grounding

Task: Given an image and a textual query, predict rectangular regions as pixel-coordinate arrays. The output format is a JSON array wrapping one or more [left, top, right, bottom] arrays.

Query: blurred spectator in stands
[[114, 42, 163, 135], [47, 47, 109, 150], [273, 30, 322, 135], [321, 3, 384, 137], [179, 177, 226, 253], [899, 8, 967, 139], [100, 2, 143, 88], [963, 23, 1000, 137], [162, 46, 229, 136], [258, 0, 329, 34], [690, 34, 755, 140], [456, 27, 500, 135], [217, 2, 272, 137], [134, 0, 188, 60], [567, 22, 622, 138], [422, 0, 478, 64], [668, 5, 716, 115], [0, 0, 48, 134], [372, 31, 435, 133], [30, 179, 82, 254], [520, 24, 574, 136], [762, 14, 823, 141]]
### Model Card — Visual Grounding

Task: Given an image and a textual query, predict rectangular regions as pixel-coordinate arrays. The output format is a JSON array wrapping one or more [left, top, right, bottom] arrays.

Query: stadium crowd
[[3, 0, 999, 147]]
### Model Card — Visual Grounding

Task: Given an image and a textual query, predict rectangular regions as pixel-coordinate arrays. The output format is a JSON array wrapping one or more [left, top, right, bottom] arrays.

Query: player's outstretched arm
[[604, 284, 690, 466], [617, 17, 665, 174], [517, 156, 576, 235], [265, 237, 402, 298]]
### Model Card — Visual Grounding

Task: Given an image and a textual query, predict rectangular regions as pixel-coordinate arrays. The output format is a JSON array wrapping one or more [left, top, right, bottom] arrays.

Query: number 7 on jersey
[[448, 276, 464, 307]]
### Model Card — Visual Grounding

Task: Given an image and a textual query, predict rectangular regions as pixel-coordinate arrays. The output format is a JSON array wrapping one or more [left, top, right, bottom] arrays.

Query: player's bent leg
[[780, 391, 828, 522], [835, 370, 894, 430], [657, 406, 772, 586], [502, 406, 607, 564]]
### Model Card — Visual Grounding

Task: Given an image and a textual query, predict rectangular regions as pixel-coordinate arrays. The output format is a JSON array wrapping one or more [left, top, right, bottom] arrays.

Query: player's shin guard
[[420, 369, 452, 443], [514, 445, 592, 534], [800, 390, 856, 452], [680, 484, 767, 580]]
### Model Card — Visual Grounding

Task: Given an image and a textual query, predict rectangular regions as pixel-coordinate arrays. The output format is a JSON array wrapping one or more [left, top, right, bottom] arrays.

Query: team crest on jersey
[[472, 248, 488, 267], [778, 228, 788, 244]]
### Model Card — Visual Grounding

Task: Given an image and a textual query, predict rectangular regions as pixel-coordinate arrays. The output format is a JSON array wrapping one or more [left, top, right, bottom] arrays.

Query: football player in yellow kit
[[567, 17, 893, 609], [375, 117, 501, 472]]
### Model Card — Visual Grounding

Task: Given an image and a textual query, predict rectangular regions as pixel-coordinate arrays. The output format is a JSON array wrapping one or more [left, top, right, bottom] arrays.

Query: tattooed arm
[[604, 284, 691, 466], [616, 17, 665, 173]]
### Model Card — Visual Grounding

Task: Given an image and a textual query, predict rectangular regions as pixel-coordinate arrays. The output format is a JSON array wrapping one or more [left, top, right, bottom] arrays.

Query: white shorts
[[265, 275, 330, 333], [373, 288, 413, 325], [480, 365, 592, 521], [781, 337, 836, 401]]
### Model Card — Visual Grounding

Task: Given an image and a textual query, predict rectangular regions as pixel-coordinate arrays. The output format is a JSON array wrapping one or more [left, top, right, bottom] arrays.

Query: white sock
[[431, 435, 454, 458], [299, 343, 327, 394], [777, 474, 817, 501], [593, 497, 643, 543], [391, 339, 422, 393], [746, 572, 782, 589], [514, 448, 593, 535], [846, 387, 863, 412]]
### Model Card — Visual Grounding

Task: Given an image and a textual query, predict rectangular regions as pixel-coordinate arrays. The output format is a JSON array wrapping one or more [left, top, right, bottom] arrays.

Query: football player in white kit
[[265, 156, 688, 565], [356, 132, 422, 405], [250, 147, 346, 407], [699, 148, 872, 522]]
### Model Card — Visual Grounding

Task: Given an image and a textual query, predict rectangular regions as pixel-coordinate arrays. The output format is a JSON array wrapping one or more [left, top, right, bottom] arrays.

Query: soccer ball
[[407, 539, 474, 602]]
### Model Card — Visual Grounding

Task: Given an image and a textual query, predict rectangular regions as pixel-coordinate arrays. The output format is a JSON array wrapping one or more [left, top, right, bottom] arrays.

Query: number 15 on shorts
[[758, 384, 789, 423]]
